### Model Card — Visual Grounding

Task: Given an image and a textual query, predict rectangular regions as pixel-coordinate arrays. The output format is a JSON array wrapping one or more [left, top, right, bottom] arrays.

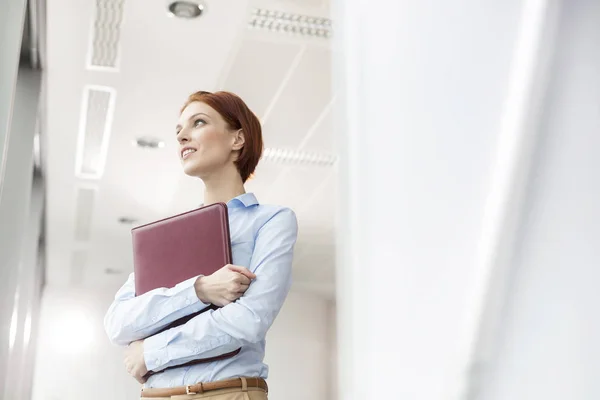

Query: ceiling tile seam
[[260, 44, 307, 125], [297, 94, 336, 150]]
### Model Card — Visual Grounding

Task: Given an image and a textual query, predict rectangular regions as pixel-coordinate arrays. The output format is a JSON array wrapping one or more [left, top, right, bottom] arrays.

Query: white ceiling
[[44, 0, 336, 298]]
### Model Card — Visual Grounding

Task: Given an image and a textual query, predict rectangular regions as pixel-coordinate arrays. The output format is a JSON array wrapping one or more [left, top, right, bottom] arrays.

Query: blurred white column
[[332, 1, 554, 399], [0, 66, 42, 400], [481, 1, 600, 399], [0, 0, 28, 393]]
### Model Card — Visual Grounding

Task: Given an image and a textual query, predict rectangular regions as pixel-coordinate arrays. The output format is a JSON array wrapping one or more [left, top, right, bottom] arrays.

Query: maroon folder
[[131, 202, 240, 374]]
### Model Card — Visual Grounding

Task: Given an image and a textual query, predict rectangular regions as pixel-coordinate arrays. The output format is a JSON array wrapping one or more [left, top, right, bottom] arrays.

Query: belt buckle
[[186, 385, 196, 395]]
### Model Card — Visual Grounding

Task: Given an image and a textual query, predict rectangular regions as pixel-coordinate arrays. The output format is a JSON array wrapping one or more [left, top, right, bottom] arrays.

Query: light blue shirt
[[103, 193, 298, 388]]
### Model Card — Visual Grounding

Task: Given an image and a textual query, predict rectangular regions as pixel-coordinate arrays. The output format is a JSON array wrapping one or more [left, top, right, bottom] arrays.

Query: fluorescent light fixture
[[74, 85, 116, 179], [248, 8, 332, 38], [262, 147, 337, 166]]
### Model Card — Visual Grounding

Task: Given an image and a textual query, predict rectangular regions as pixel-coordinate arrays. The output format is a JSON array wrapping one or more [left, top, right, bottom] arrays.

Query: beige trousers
[[143, 387, 267, 400]]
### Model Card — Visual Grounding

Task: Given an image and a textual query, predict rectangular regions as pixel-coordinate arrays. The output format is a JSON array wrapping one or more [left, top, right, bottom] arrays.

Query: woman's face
[[176, 101, 242, 179]]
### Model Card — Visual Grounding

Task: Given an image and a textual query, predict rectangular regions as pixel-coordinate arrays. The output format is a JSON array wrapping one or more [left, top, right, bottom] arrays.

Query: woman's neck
[[202, 166, 246, 206]]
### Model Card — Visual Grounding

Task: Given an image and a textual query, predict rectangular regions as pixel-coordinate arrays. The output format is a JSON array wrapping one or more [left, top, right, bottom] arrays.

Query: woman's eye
[[194, 119, 206, 127]]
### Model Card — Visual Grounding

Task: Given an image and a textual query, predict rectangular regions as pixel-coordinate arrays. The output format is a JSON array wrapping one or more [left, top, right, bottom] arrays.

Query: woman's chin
[[182, 162, 204, 178]]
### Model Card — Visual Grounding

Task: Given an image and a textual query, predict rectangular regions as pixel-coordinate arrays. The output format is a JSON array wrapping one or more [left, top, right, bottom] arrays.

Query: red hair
[[181, 91, 263, 183]]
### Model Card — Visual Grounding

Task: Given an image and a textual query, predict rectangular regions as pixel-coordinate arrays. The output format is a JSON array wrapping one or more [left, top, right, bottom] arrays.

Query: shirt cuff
[[172, 275, 208, 310], [144, 331, 169, 372]]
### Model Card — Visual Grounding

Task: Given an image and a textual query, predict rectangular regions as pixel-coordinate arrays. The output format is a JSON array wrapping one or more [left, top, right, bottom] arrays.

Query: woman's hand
[[194, 264, 256, 306], [124, 340, 148, 384]]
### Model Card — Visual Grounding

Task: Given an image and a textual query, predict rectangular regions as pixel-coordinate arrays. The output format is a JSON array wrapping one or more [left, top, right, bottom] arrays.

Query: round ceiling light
[[167, 1, 204, 19]]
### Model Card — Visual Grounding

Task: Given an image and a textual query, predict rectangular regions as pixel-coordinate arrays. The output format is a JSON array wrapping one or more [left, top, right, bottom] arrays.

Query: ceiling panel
[[261, 46, 332, 149], [221, 39, 303, 118]]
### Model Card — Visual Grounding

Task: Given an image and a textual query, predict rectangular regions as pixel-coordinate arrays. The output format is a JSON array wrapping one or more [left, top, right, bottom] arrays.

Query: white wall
[[481, 1, 600, 399], [31, 286, 333, 400], [327, 301, 338, 400], [265, 291, 333, 400], [332, 1, 531, 399]]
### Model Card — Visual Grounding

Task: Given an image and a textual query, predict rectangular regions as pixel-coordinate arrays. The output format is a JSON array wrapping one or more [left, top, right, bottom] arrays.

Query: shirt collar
[[227, 192, 259, 209]]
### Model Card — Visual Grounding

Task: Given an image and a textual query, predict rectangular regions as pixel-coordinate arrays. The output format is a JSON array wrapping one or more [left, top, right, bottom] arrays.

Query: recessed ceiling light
[[104, 268, 123, 275], [118, 216, 138, 225], [167, 1, 204, 19], [132, 137, 165, 149]]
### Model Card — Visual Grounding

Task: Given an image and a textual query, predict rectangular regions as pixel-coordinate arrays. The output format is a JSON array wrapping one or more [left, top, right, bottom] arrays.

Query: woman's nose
[[177, 130, 189, 144]]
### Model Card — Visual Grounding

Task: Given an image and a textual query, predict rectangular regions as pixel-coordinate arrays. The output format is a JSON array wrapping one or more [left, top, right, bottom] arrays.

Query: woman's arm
[[104, 273, 210, 346], [142, 208, 298, 373]]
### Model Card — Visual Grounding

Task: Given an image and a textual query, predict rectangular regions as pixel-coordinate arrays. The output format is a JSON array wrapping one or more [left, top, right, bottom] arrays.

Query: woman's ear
[[232, 129, 245, 151]]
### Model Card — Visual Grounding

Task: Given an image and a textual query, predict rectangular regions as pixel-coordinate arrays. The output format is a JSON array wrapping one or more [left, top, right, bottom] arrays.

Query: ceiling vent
[[248, 8, 332, 38], [262, 148, 337, 166], [75, 85, 116, 179], [87, 0, 126, 70], [74, 186, 96, 242]]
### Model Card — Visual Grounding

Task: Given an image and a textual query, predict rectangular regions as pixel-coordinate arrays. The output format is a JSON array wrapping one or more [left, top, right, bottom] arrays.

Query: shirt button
[[185, 299, 191, 305]]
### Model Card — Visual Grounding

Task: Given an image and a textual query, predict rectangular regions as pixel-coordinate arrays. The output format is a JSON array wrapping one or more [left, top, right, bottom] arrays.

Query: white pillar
[[0, 65, 42, 399], [0, 0, 29, 392], [481, 1, 600, 399], [332, 1, 555, 399]]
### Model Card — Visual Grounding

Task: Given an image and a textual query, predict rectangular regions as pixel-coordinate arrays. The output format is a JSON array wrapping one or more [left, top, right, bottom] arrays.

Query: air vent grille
[[88, 0, 126, 69], [262, 148, 337, 166]]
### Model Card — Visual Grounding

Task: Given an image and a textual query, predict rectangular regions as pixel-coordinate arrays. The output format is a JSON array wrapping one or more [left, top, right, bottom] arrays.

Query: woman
[[104, 91, 298, 400]]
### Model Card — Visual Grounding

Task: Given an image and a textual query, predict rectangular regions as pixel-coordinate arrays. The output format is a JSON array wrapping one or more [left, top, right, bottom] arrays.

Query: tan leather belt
[[140, 377, 268, 398]]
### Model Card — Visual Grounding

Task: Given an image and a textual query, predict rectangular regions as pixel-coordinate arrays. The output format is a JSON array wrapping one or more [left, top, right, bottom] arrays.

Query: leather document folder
[[131, 202, 241, 374]]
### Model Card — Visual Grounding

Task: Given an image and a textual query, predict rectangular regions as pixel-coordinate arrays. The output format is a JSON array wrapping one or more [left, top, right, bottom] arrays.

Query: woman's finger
[[238, 284, 249, 293]]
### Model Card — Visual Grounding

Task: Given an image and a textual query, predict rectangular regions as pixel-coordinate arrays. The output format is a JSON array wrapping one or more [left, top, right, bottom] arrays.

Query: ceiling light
[[248, 8, 333, 38], [167, 1, 204, 19], [104, 268, 123, 275], [118, 216, 138, 225], [75, 86, 116, 179], [262, 148, 337, 167], [133, 137, 165, 149]]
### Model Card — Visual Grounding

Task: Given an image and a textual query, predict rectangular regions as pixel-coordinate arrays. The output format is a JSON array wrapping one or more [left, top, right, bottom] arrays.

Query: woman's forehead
[[180, 101, 213, 118]]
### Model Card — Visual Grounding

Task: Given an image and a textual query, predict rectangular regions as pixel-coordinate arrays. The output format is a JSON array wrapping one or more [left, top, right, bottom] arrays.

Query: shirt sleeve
[[143, 208, 298, 372], [104, 273, 210, 346]]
